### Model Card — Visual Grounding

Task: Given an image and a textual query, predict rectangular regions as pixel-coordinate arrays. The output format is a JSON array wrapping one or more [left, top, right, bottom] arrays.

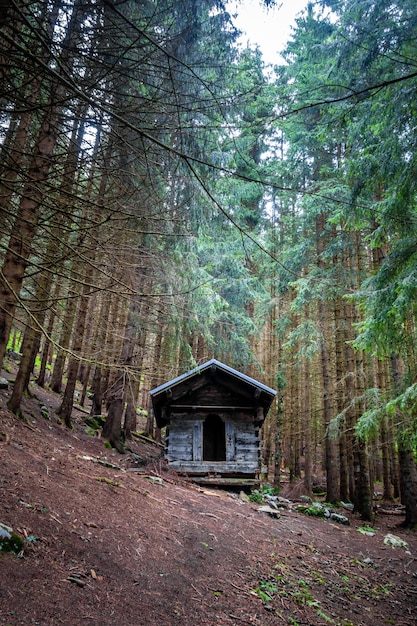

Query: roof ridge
[[150, 358, 276, 397]]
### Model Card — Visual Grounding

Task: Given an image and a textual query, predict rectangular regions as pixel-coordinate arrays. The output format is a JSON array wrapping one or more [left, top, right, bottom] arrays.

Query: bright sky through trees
[[229, 0, 309, 63]]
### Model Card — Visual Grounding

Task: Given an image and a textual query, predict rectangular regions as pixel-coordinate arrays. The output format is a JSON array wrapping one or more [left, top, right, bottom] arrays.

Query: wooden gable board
[[150, 358, 276, 427]]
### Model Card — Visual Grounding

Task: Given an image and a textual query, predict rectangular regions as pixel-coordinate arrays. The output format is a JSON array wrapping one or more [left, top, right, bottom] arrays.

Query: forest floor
[[0, 369, 417, 626]]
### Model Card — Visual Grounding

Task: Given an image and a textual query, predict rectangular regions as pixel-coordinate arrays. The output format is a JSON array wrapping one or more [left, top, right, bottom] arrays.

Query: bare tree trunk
[[398, 445, 417, 528], [376, 359, 394, 500], [102, 397, 124, 449], [50, 288, 77, 393], [353, 439, 373, 521], [274, 391, 284, 488], [7, 122, 81, 413], [303, 308, 312, 494], [0, 0, 84, 368], [315, 215, 339, 503], [36, 278, 60, 388], [352, 234, 373, 520], [90, 329, 112, 417], [370, 243, 395, 501], [103, 235, 144, 449], [0, 124, 55, 367], [146, 321, 163, 438], [124, 376, 141, 440], [7, 317, 41, 416], [334, 287, 348, 501], [343, 295, 356, 502], [0, 2, 59, 212], [320, 313, 340, 503], [390, 354, 417, 527], [56, 283, 90, 428], [103, 294, 140, 450]]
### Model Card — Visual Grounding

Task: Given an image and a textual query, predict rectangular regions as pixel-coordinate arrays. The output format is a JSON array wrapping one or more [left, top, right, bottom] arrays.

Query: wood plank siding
[[150, 359, 276, 482]]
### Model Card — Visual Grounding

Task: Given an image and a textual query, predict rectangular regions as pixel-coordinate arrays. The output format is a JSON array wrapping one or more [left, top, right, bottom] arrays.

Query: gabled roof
[[150, 358, 276, 426], [150, 358, 276, 397]]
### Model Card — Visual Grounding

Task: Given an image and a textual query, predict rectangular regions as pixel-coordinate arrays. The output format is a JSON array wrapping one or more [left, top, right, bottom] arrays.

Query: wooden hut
[[150, 359, 276, 485]]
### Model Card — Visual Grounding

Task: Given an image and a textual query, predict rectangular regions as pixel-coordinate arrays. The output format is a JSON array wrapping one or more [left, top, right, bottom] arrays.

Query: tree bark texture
[[0, 0, 84, 368]]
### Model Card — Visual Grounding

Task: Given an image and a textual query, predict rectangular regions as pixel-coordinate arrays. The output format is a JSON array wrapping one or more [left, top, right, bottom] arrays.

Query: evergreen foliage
[[0, 0, 416, 524]]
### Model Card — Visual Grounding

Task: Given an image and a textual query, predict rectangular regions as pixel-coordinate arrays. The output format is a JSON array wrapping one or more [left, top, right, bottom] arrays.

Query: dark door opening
[[203, 414, 226, 461]]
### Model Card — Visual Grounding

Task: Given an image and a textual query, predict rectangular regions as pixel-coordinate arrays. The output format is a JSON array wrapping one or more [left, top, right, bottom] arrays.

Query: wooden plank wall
[[166, 417, 260, 474]]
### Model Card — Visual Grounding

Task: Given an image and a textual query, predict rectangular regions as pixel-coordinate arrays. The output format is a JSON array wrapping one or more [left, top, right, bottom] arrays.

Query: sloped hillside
[[0, 381, 416, 626]]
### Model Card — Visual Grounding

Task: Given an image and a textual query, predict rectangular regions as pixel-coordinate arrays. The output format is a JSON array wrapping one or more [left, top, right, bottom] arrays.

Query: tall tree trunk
[[398, 445, 417, 528], [0, 123, 55, 367], [102, 398, 124, 449], [146, 320, 164, 438], [7, 105, 83, 414], [7, 316, 42, 416], [0, 0, 60, 212], [320, 312, 339, 503], [315, 215, 339, 503], [352, 233, 373, 520], [50, 287, 77, 393], [343, 296, 356, 502], [56, 281, 90, 428], [36, 279, 61, 387], [334, 287, 348, 501], [390, 353, 417, 527], [124, 376, 141, 440], [376, 359, 394, 500], [353, 439, 373, 521], [103, 290, 140, 450], [0, 0, 84, 368], [303, 350, 312, 494]]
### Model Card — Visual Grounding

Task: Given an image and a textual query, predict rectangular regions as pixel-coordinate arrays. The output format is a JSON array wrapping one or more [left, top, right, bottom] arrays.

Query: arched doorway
[[203, 414, 226, 461]]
